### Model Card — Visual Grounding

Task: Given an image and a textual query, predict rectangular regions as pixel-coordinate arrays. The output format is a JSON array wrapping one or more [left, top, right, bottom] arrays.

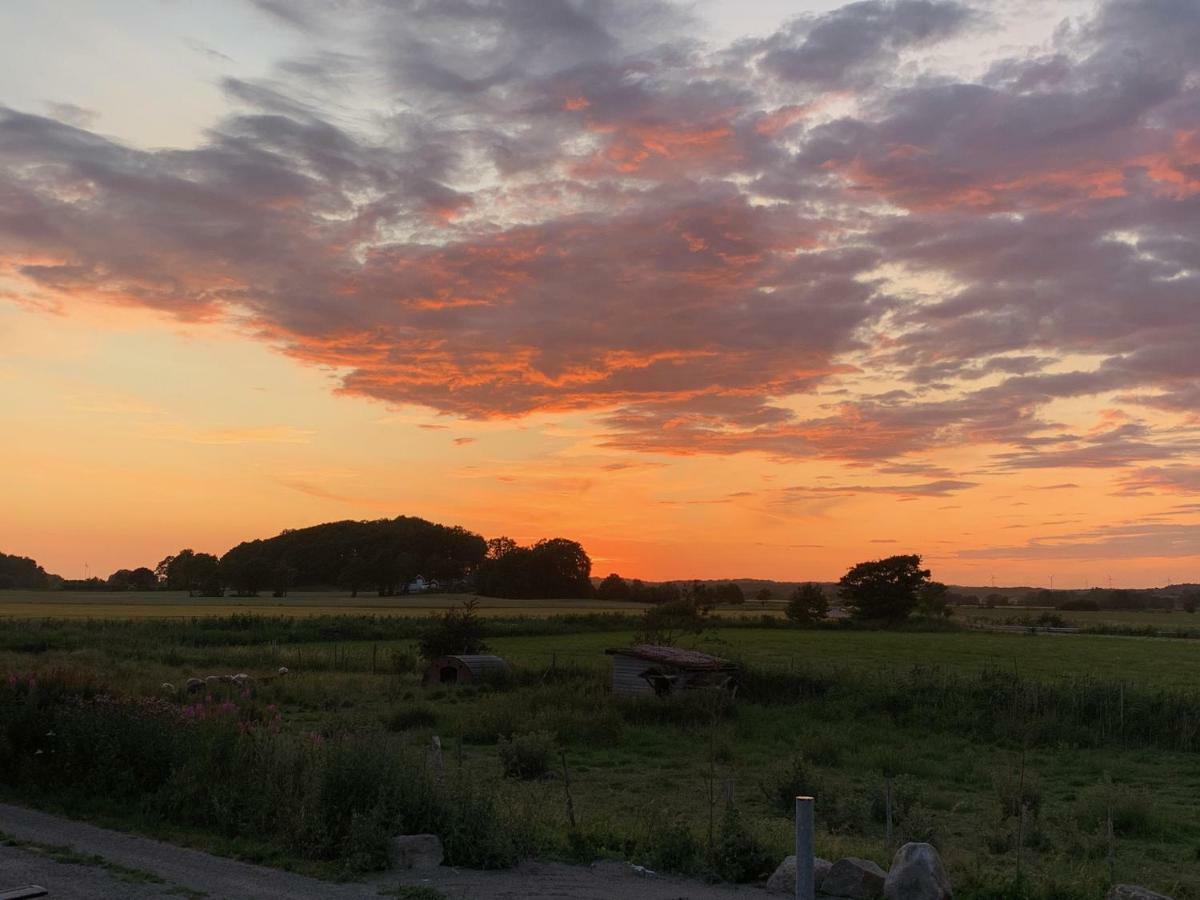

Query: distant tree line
[[0, 552, 51, 590], [594, 574, 745, 606]]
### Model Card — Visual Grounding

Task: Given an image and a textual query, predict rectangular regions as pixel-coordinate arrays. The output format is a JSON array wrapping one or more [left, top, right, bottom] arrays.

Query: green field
[[963, 605, 1200, 633], [1, 607, 1198, 898], [0, 590, 663, 620]]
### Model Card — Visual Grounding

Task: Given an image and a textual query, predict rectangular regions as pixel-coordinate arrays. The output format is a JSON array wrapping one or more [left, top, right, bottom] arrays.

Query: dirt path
[[0, 803, 771, 899]]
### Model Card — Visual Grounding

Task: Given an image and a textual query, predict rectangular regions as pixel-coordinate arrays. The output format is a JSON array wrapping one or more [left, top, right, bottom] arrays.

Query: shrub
[[642, 820, 703, 875], [760, 754, 821, 816], [711, 806, 775, 883], [497, 730, 555, 780], [418, 599, 488, 660]]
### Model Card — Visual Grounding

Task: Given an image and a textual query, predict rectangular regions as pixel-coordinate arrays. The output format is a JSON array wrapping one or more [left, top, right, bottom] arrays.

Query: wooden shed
[[605, 644, 739, 698], [422, 654, 510, 686]]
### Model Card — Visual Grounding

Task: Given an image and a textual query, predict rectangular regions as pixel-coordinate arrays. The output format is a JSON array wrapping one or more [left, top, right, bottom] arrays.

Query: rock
[[820, 857, 886, 900], [884, 843, 951, 900], [277, 666, 290, 676], [184, 678, 204, 693], [160, 682, 175, 692], [767, 855, 832, 894], [388, 834, 444, 870], [232, 673, 252, 686], [1108, 888, 1174, 900]]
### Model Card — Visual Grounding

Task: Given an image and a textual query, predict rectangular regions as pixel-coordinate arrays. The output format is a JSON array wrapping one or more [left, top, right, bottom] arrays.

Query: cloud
[[960, 522, 1200, 560], [756, 0, 975, 89], [0, 0, 1196, 499]]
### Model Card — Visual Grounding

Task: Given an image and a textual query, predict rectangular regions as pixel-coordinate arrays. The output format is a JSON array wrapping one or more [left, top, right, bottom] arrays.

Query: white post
[[795, 795, 814, 900]]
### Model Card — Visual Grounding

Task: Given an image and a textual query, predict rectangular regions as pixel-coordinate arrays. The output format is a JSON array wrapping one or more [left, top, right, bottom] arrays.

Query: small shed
[[605, 644, 739, 698], [423, 654, 510, 686]]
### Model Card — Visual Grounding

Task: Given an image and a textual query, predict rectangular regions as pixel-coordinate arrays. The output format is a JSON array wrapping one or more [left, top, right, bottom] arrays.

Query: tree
[[272, 561, 298, 598], [475, 537, 592, 599], [633, 596, 710, 646], [917, 580, 952, 618], [714, 582, 745, 605], [157, 549, 222, 596], [754, 587, 774, 609], [596, 573, 632, 601], [419, 598, 488, 659], [105, 567, 157, 591], [786, 583, 828, 624], [838, 555, 931, 623], [0, 552, 50, 590]]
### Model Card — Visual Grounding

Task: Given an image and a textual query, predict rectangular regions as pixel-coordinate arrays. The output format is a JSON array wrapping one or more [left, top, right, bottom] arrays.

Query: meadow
[[1, 597, 1199, 898]]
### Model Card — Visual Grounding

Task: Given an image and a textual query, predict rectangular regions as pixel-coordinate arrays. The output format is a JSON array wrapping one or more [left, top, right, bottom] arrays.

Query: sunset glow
[[1, 0, 1197, 587]]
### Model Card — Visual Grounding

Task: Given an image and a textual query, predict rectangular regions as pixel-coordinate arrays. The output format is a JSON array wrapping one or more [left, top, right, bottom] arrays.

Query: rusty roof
[[605, 644, 737, 671]]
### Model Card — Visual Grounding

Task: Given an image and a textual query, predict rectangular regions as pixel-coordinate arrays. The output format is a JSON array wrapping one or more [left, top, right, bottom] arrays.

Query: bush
[[711, 806, 775, 883], [497, 730, 555, 780], [760, 754, 821, 815], [418, 599, 488, 660], [642, 820, 703, 875]]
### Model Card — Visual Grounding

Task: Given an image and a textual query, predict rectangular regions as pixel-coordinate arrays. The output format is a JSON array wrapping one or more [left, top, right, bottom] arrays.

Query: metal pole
[[795, 795, 814, 900]]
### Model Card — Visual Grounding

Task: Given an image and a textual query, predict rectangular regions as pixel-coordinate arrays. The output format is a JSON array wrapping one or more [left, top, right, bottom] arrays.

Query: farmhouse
[[605, 644, 739, 697], [422, 654, 510, 686]]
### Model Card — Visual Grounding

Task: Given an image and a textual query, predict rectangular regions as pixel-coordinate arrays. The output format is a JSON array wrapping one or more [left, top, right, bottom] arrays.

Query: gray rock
[[184, 678, 204, 693], [1108, 887, 1174, 900], [388, 834, 444, 870], [820, 857, 886, 900], [767, 855, 831, 894], [884, 843, 951, 900]]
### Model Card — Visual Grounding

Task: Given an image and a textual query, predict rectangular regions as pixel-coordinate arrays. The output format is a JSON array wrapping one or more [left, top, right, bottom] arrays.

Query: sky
[[0, 0, 1197, 587]]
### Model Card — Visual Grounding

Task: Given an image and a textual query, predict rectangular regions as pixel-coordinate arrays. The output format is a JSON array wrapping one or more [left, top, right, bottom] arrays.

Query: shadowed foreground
[[0, 803, 766, 900]]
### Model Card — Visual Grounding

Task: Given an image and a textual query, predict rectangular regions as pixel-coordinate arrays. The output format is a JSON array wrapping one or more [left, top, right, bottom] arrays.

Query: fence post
[[795, 795, 814, 900]]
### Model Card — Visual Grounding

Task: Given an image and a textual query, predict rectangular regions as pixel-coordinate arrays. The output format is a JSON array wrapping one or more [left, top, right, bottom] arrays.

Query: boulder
[[767, 855, 831, 894], [184, 678, 204, 693], [884, 843, 951, 900], [388, 834, 444, 870], [1108, 888, 1174, 900], [820, 857, 886, 899], [277, 666, 290, 676]]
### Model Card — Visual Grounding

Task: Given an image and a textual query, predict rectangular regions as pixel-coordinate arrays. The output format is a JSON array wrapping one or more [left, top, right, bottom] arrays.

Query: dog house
[[606, 644, 739, 697], [422, 654, 510, 686]]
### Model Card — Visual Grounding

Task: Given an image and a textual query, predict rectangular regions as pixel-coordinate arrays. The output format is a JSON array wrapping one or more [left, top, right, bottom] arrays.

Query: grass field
[[0, 589, 788, 620], [2, 603, 1199, 897], [488, 627, 1200, 689], [963, 605, 1200, 633]]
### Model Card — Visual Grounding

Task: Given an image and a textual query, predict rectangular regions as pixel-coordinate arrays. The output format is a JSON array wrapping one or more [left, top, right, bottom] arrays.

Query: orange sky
[[0, 0, 1196, 587]]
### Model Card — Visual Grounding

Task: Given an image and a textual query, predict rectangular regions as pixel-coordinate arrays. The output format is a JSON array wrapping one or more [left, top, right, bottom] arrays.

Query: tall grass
[[0, 671, 533, 872], [737, 661, 1200, 753]]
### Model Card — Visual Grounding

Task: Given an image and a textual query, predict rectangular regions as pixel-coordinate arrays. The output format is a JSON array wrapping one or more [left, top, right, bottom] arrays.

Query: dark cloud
[[757, 0, 975, 88], [0, 0, 1197, 500]]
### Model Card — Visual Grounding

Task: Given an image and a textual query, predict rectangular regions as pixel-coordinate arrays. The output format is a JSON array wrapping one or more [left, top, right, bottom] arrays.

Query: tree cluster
[[594, 574, 745, 606], [218, 516, 488, 597], [475, 537, 592, 599], [0, 552, 50, 590]]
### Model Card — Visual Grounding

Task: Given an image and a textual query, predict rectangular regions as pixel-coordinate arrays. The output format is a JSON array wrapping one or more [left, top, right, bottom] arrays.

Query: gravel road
[[0, 803, 770, 899]]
